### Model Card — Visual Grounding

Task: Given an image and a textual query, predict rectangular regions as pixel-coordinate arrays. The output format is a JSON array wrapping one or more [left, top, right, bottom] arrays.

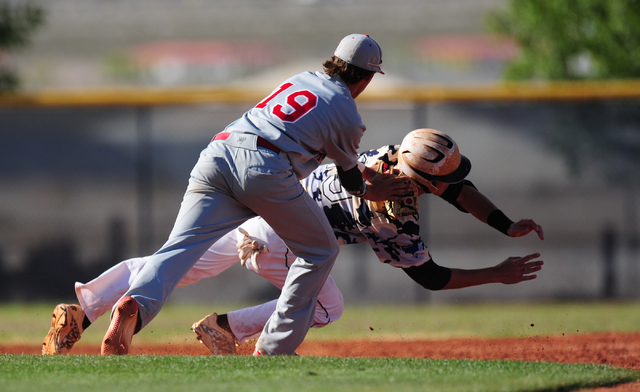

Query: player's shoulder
[[358, 144, 400, 166], [286, 70, 319, 80], [287, 72, 349, 95], [286, 71, 332, 86]]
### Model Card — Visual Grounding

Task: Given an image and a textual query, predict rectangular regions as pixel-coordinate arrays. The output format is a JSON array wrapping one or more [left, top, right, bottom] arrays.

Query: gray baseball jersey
[[225, 71, 366, 178]]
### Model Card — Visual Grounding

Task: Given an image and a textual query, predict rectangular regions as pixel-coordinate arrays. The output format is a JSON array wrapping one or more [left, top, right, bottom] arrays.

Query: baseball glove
[[370, 162, 419, 219]]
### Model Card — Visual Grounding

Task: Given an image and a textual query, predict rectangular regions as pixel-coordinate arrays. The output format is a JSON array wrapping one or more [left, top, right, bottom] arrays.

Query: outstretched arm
[[442, 253, 543, 290], [403, 253, 544, 291], [454, 183, 545, 240]]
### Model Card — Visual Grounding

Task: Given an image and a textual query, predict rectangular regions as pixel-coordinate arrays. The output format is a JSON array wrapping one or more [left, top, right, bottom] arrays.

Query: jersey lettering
[[255, 82, 318, 123], [320, 170, 351, 204], [255, 82, 293, 109], [273, 90, 318, 122]]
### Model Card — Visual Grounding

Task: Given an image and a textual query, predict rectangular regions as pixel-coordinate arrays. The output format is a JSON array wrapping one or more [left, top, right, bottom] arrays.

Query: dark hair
[[322, 56, 374, 84]]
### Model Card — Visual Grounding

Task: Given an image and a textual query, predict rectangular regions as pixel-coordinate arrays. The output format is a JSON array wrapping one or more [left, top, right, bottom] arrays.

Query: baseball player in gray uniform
[[94, 33, 417, 356], [43, 128, 544, 356]]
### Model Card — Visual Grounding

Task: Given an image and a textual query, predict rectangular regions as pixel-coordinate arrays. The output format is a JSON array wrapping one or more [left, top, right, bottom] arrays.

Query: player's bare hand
[[362, 172, 415, 201], [494, 253, 543, 285], [508, 219, 545, 240]]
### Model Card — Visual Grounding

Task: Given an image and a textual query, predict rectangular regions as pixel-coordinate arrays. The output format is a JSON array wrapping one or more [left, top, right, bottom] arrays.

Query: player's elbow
[[403, 261, 453, 291]]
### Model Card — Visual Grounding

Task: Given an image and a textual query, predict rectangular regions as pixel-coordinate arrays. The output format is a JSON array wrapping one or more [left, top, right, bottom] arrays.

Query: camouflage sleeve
[[362, 215, 429, 268]]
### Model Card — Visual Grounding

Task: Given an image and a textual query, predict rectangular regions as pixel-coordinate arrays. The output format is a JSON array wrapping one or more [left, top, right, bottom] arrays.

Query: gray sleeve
[[325, 124, 365, 171]]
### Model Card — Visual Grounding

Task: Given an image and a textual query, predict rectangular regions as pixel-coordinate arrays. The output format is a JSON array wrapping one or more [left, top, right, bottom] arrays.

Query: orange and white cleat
[[191, 313, 237, 355], [42, 304, 85, 355], [101, 296, 139, 355]]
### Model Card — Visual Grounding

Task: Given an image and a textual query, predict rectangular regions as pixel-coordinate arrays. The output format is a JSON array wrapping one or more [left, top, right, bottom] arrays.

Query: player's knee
[[329, 300, 344, 322], [312, 293, 344, 328], [316, 237, 340, 261], [311, 309, 342, 329], [302, 243, 340, 271]]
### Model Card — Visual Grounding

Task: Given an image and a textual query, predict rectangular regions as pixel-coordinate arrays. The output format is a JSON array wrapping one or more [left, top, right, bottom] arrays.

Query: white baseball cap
[[334, 34, 384, 74]]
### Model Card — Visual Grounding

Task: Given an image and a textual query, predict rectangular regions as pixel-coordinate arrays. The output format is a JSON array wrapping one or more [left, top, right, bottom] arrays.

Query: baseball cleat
[[41, 303, 85, 355], [191, 313, 237, 355], [101, 296, 139, 355]]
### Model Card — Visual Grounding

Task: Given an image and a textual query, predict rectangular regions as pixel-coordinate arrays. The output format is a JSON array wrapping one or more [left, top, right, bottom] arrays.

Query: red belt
[[212, 132, 280, 154]]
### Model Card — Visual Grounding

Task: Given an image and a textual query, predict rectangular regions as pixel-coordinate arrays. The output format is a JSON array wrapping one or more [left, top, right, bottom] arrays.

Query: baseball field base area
[[2, 302, 640, 391]]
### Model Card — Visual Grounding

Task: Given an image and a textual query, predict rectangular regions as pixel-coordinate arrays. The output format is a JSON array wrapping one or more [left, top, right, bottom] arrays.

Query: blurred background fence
[[2, 0, 640, 307], [1, 82, 639, 305]]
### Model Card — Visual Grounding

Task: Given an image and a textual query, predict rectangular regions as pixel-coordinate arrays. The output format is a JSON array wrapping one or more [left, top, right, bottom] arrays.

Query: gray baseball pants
[[122, 132, 339, 355]]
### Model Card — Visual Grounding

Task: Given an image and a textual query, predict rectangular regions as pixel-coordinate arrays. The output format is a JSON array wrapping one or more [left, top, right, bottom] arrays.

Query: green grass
[[3, 301, 640, 391], [1, 355, 638, 392]]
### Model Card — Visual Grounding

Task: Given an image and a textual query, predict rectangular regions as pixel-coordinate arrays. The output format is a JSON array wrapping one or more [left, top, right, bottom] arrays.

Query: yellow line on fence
[[363, 80, 640, 102], [0, 86, 263, 108], [1, 80, 640, 108]]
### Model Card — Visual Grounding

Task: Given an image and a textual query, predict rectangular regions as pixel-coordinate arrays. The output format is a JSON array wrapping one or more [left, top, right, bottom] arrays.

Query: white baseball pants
[[76, 217, 344, 344]]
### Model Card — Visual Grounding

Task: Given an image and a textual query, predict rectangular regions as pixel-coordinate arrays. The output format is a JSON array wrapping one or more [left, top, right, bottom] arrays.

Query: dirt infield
[[3, 332, 640, 391]]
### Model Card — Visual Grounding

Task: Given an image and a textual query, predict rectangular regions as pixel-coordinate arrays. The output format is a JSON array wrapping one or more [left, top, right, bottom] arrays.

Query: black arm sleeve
[[439, 180, 477, 213], [336, 165, 366, 195], [402, 259, 452, 291]]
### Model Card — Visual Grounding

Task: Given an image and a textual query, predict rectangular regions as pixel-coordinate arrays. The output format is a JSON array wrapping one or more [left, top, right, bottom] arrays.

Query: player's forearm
[[337, 165, 367, 196], [441, 267, 498, 290], [361, 166, 376, 181], [456, 186, 499, 223]]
